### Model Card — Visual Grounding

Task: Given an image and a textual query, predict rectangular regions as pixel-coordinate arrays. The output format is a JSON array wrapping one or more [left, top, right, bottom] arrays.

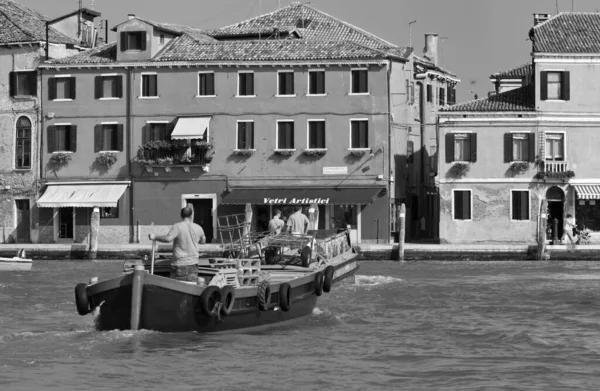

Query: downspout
[[387, 60, 393, 243], [127, 68, 135, 242]]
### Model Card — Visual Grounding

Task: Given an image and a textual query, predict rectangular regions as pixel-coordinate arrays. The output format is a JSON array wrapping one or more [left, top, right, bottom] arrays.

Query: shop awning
[[171, 117, 211, 140], [221, 186, 386, 205], [574, 185, 600, 200], [37, 183, 129, 208]]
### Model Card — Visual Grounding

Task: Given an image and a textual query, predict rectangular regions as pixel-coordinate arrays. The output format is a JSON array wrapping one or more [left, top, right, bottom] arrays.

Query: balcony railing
[[136, 140, 212, 166], [544, 161, 569, 173]]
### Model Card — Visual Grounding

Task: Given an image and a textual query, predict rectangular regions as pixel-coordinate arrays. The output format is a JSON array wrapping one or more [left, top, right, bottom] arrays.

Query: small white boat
[[0, 250, 33, 271]]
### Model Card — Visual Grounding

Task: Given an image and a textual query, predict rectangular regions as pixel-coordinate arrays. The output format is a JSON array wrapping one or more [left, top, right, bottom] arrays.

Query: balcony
[[534, 160, 575, 182], [136, 140, 213, 172], [544, 161, 569, 173]]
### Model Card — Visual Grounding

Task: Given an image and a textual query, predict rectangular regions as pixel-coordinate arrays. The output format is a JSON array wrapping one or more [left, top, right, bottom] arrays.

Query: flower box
[[303, 149, 327, 157], [232, 149, 255, 157], [274, 149, 295, 156]]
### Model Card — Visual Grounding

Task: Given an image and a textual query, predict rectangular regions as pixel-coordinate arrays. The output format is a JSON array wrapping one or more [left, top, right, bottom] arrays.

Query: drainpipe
[[127, 68, 135, 242], [387, 60, 393, 244]]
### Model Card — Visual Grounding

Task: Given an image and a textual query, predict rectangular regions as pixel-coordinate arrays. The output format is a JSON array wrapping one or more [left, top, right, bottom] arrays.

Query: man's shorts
[[170, 264, 198, 282]]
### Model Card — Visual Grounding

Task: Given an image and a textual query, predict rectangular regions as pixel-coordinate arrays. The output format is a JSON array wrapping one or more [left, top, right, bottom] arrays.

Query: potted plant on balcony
[[447, 162, 470, 179], [95, 151, 118, 168], [49, 152, 72, 169], [274, 149, 295, 156], [507, 161, 529, 177], [534, 170, 575, 182], [303, 149, 327, 157], [349, 149, 369, 157]]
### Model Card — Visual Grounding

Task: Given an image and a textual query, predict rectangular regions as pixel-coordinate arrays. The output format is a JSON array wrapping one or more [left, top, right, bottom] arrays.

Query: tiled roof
[[156, 34, 388, 62], [111, 17, 216, 43], [203, 26, 300, 39], [533, 12, 600, 53], [45, 42, 116, 64], [440, 85, 534, 112], [219, 3, 411, 59], [0, 0, 79, 45], [413, 54, 458, 78], [490, 63, 532, 79]]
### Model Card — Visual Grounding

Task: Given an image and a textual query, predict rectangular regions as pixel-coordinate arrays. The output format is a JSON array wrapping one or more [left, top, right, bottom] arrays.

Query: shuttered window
[[278, 71, 295, 95], [504, 133, 535, 162], [9, 71, 36, 96], [237, 121, 254, 149], [142, 123, 169, 144], [308, 121, 326, 149], [277, 121, 294, 149], [47, 125, 77, 152], [350, 120, 368, 149], [95, 75, 123, 99], [540, 71, 570, 101], [120, 31, 146, 51], [141, 74, 157, 97], [453, 190, 472, 220], [95, 124, 124, 152], [545, 133, 564, 161], [48, 76, 76, 100], [238, 72, 255, 96], [351, 69, 368, 94], [511, 190, 529, 220], [446, 133, 477, 162], [198, 72, 215, 96], [308, 70, 325, 95]]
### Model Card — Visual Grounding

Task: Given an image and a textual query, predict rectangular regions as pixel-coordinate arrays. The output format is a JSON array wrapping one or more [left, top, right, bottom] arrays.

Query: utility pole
[[408, 20, 417, 48]]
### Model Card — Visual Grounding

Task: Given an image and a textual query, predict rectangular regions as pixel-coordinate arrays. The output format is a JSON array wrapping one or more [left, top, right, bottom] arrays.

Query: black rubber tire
[[323, 265, 335, 293], [220, 285, 236, 316], [75, 283, 90, 316], [279, 283, 292, 312], [300, 246, 312, 268], [257, 280, 271, 311], [314, 271, 324, 297], [265, 248, 276, 265], [199, 286, 221, 317]]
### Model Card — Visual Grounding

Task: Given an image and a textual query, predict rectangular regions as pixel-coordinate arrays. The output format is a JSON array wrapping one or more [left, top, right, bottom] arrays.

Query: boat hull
[[0, 258, 33, 272]]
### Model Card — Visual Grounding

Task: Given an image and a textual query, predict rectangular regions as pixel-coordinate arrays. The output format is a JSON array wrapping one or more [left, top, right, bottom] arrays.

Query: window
[[351, 69, 368, 94], [439, 87, 446, 105], [198, 72, 215, 96], [237, 121, 254, 149], [143, 122, 169, 143], [48, 76, 76, 100], [445, 133, 477, 162], [308, 120, 325, 149], [101, 205, 119, 219], [95, 124, 123, 152], [453, 190, 472, 220], [350, 120, 368, 149], [238, 72, 254, 96], [277, 121, 294, 149], [545, 133, 564, 161], [120, 31, 146, 51], [9, 71, 36, 96], [426, 84, 433, 103], [447, 85, 456, 105], [95, 75, 123, 99], [141, 73, 158, 97], [541, 71, 570, 101], [504, 133, 535, 162], [511, 190, 529, 221], [47, 124, 77, 152], [277, 71, 295, 96], [308, 70, 325, 95], [15, 116, 31, 169]]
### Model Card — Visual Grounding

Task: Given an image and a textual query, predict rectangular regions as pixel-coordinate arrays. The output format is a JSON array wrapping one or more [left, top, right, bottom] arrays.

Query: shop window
[[9, 71, 36, 96], [120, 31, 146, 51], [15, 116, 31, 169], [350, 120, 368, 149], [237, 121, 254, 149], [101, 205, 119, 219], [332, 205, 357, 229], [141, 74, 158, 97], [505, 133, 535, 162], [48, 76, 76, 100], [351, 69, 368, 94], [277, 71, 294, 96], [453, 190, 471, 220], [95, 124, 123, 152], [308, 121, 325, 149], [511, 190, 529, 220], [545, 133, 564, 161], [277, 121, 294, 149], [47, 124, 77, 152], [238, 72, 255, 96], [445, 133, 477, 162], [198, 72, 215, 96], [95, 75, 123, 99], [308, 70, 325, 95], [541, 71, 569, 101]]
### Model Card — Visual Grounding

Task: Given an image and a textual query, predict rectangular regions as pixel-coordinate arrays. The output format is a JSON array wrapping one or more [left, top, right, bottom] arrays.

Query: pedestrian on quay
[[561, 214, 577, 245], [286, 205, 310, 235], [148, 207, 206, 282], [268, 209, 285, 235]]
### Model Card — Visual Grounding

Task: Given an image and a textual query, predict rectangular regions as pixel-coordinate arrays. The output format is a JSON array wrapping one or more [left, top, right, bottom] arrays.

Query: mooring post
[[397, 204, 406, 261], [537, 199, 547, 260], [130, 265, 145, 330]]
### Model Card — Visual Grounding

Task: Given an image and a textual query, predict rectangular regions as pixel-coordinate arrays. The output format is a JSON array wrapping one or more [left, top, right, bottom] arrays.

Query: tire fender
[[279, 283, 292, 312], [314, 271, 324, 297], [75, 283, 90, 316], [199, 286, 222, 317], [323, 265, 335, 293], [257, 280, 271, 311], [220, 285, 236, 316]]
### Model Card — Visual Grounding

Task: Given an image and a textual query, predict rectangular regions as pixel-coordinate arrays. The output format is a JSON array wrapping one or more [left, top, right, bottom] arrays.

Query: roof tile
[[490, 63, 532, 79], [533, 12, 600, 53]]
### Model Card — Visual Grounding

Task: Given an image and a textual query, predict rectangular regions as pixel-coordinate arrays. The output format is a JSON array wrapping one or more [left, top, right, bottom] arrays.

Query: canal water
[[1, 260, 600, 390]]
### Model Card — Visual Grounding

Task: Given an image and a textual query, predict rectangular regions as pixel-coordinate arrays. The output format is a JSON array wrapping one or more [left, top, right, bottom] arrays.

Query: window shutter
[[47, 126, 55, 153], [562, 71, 570, 101], [140, 31, 147, 51], [504, 133, 513, 163], [520, 192, 529, 220], [470, 133, 477, 162], [361, 122, 368, 148], [286, 72, 294, 95], [463, 192, 471, 220], [445, 133, 455, 163], [150, 75, 157, 97], [28, 71, 37, 95], [9, 71, 16, 96], [116, 124, 124, 151], [116, 76, 123, 98], [361, 70, 368, 92], [246, 73, 254, 95], [142, 125, 149, 145], [247, 123, 254, 149], [207, 74, 214, 95], [95, 76, 103, 99], [48, 78, 56, 100], [70, 125, 77, 152], [528, 133, 535, 162], [318, 122, 325, 148], [94, 125, 103, 152], [512, 192, 519, 220], [166, 123, 175, 140], [120, 32, 128, 51], [70, 77, 76, 99], [540, 71, 548, 101]]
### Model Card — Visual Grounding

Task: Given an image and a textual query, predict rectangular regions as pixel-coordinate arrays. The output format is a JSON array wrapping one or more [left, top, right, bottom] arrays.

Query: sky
[[18, 0, 600, 102]]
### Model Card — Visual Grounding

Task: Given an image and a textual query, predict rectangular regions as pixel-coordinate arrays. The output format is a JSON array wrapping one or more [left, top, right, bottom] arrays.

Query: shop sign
[[264, 198, 330, 204], [323, 166, 348, 175]]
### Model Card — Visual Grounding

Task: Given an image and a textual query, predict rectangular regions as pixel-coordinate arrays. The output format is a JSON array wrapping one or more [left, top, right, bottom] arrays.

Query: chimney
[[128, 14, 135, 20], [423, 33, 438, 65], [533, 13, 551, 26]]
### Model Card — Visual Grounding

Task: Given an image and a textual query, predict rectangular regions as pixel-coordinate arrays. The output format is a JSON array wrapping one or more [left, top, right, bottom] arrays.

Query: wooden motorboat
[[0, 250, 32, 271]]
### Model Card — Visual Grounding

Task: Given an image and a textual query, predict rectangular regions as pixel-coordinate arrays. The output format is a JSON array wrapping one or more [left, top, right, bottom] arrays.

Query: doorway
[[15, 199, 30, 243], [546, 186, 565, 242], [58, 207, 74, 240], [185, 198, 214, 243]]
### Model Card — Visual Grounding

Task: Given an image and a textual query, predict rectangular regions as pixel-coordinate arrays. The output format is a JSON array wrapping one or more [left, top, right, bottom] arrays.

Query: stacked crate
[[236, 259, 260, 286]]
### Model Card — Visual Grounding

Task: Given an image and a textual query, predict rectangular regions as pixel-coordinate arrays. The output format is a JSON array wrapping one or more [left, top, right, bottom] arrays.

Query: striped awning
[[573, 185, 600, 199]]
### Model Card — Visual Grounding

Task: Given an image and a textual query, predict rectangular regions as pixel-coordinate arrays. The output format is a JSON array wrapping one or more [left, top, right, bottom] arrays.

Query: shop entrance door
[[186, 199, 214, 243], [546, 186, 565, 242], [15, 199, 30, 243], [58, 207, 74, 240]]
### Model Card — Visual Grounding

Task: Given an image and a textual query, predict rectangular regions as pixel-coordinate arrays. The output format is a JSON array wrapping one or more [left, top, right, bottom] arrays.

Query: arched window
[[15, 116, 31, 169]]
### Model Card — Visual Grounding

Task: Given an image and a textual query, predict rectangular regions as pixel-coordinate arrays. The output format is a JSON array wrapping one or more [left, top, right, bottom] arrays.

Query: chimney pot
[[128, 14, 135, 20], [423, 33, 438, 66], [533, 13, 551, 26]]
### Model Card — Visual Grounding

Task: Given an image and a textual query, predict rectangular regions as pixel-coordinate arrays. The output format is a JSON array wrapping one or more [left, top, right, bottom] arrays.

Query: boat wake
[[355, 275, 403, 287]]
